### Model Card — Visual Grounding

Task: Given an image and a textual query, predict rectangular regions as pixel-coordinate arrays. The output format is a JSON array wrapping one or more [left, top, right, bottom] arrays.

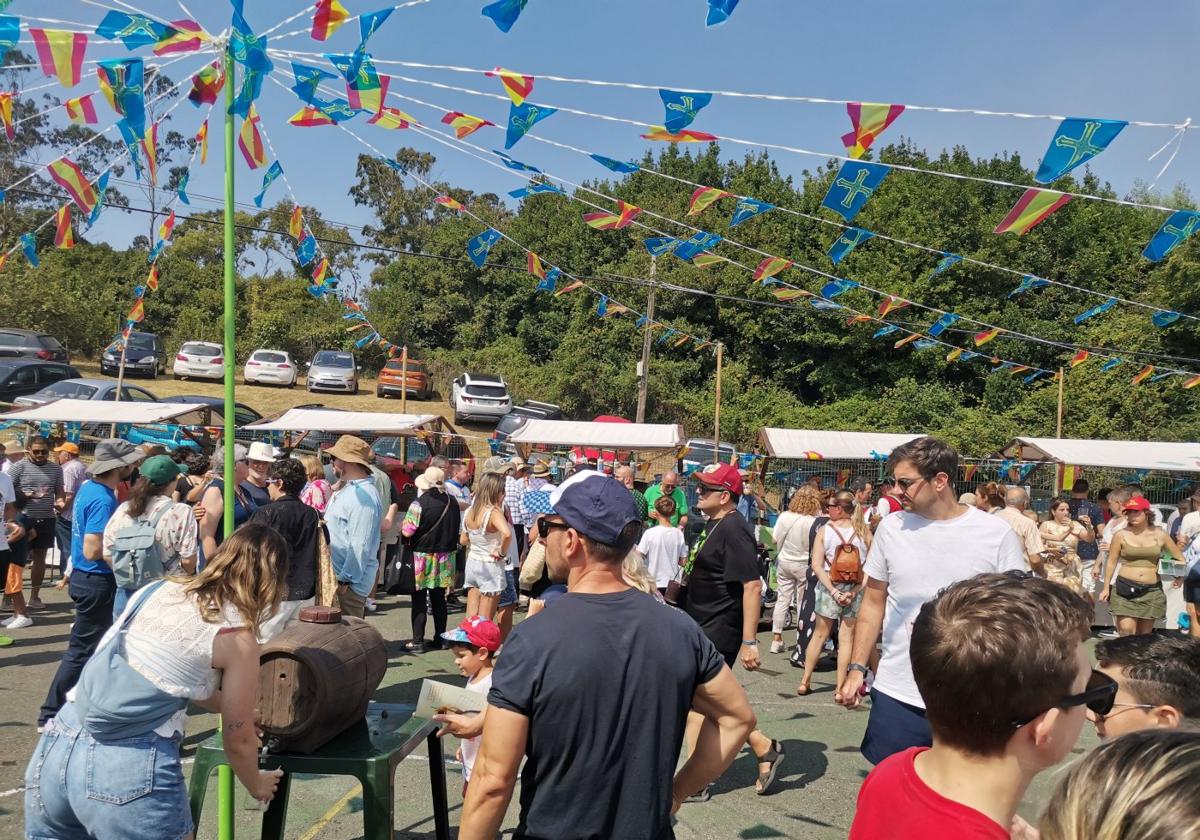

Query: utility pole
[[1056, 366, 1065, 492], [712, 342, 724, 464], [635, 255, 656, 424]]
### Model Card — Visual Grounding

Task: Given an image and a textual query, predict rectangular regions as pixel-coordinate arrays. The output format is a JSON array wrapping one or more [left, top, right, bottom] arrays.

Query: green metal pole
[[218, 43, 237, 840]]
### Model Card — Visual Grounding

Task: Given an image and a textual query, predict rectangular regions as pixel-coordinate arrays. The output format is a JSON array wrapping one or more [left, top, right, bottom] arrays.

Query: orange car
[[376, 356, 431, 400]]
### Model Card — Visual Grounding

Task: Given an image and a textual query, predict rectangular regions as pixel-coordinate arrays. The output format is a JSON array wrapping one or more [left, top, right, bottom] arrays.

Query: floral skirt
[[1044, 553, 1084, 595], [413, 550, 455, 590]]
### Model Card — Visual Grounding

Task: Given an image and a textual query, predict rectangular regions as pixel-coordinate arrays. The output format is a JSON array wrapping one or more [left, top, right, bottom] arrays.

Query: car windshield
[[127, 335, 154, 349], [40, 336, 63, 351], [497, 414, 527, 434], [465, 384, 507, 398], [685, 442, 736, 463], [384, 361, 425, 374], [254, 352, 286, 364], [313, 352, 353, 368], [42, 381, 97, 399], [181, 343, 220, 356]]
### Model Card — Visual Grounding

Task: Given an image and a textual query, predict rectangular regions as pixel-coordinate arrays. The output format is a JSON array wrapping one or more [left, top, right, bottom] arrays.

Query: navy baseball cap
[[548, 470, 641, 547]]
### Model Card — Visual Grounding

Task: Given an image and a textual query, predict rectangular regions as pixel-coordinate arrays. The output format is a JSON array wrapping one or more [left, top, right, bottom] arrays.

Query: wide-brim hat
[[4, 440, 24, 456], [481, 455, 513, 475], [89, 439, 145, 475], [531, 462, 551, 478], [247, 441, 281, 462], [325, 435, 373, 467], [415, 466, 445, 492]]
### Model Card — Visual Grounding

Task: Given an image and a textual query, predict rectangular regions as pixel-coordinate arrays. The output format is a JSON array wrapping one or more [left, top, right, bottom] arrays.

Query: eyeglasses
[[1012, 669, 1118, 727], [661, 484, 676, 491], [536, 518, 572, 539]]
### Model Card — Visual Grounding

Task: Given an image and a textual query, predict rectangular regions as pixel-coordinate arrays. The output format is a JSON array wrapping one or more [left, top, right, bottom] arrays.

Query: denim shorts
[[498, 567, 519, 609], [464, 554, 506, 596], [25, 702, 191, 840]]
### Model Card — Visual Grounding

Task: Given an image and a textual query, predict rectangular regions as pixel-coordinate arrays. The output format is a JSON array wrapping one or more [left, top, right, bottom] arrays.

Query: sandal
[[755, 740, 785, 796]]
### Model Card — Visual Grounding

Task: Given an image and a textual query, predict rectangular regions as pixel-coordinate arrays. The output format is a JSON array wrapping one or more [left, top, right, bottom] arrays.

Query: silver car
[[306, 350, 359, 394], [14, 378, 159, 407]]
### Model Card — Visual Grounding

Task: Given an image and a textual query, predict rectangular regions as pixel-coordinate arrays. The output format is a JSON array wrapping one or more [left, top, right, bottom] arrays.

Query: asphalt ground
[[1, 580, 1102, 839]]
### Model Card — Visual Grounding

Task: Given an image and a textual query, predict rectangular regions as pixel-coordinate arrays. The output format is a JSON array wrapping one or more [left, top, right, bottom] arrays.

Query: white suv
[[450, 373, 512, 423]]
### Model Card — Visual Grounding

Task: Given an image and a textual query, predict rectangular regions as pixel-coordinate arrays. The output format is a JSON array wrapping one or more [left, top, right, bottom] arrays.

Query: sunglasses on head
[[1012, 669, 1118, 728]]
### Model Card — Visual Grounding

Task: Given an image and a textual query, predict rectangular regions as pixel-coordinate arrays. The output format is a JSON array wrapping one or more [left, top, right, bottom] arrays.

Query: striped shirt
[[9, 458, 63, 519]]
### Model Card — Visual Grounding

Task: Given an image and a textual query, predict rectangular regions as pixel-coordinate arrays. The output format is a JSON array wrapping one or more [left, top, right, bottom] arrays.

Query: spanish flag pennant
[[554, 280, 585, 297], [53, 206, 74, 249], [842, 102, 905, 159], [673, 334, 692, 348], [963, 463, 979, 482], [0, 253, 8, 274], [0, 92, 12, 139], [141, 124, 158, 186], [583, 201, 641, 230], [894, 333, 921, 349], [30, 29, 87, 88], [195, 120, 208, 164], [485, 67, 534, 106], [878, 295, 910, 317], [153, 19, 206, 56], [238, 107, 265, 170], [687, 186, 733, 216], [846, 314, 872, 325], [289, 205, 304, 240], [367, 106, 417, 130], [311, 0, 350, 41], [640, 126, 718, 143], [946, 348, 963, 362], [1069, 349, 1090, 368], [1008, 365, 1031, 375], [158, 210, 175, 242], [1183, 374, 1200, 390], [994, 188, 1071, 235], [47, 157, 99, 216], [527, 252, 548, 280], [974, 328, 1001, 347], [434, 195, 465, 213], [691, 253, 725, 268], [771, 288, 810, 302], [441, 111, 495, 139], [753, 256, 793, 283], [128, 296, 145, 323], [65, 94, 99, 126], [311, 258, 329, 284], [1131, 365, 1154, 385], [146, 263, 159, 291]]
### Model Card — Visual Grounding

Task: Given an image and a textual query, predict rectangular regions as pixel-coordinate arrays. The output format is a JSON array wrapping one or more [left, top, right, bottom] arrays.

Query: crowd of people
[[9, 430, 1200, 839]]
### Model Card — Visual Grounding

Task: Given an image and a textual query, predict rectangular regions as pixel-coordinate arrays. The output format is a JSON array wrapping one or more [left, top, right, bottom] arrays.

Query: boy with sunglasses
[[851, 572, 1100, 839], [1091, 633, 1200, 738]]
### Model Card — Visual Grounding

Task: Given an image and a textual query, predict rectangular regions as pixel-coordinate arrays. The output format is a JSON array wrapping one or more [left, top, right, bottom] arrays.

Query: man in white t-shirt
[[838, 436, 1026, 765], [1175, 492, 1200, 548], [636, 495, 688, 594]]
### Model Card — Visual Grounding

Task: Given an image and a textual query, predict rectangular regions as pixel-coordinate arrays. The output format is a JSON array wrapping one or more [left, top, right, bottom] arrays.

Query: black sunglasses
[[1012, 669, 1117, 727], [893, 475, 929, 490], [536, 518, 572, 539]]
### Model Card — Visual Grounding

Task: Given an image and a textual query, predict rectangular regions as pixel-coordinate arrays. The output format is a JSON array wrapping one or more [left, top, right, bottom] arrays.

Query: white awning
[[1001, 437, 1200, 472], [244, 408, 441, 434], [508, 419, 684, 450], [0, 399, 222, 426], [759, 428, 922, 461]]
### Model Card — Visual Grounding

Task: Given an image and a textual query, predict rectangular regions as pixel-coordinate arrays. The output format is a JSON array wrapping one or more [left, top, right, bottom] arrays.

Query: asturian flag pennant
[[176, 171, 190, 205], [931, 253, 962, 276], [842, 102, 905, 159], [821, 160, 890, 223], [1131, 364, 1155, 385], [253, 161, 283, 208], [688, 187, 733, 216], [1070, 349, 1090, 367], [188, 62, 224, 106], [289, 205, 304, 240], [0, 16, 17, 54], [96, 57, 146, 134], [65, 94, 99, 126], [482, 0, 528, 32], [994, 188, 1071, 235], [494, 151, 541, 173], [1073, 298, 1117, 325], [487, 67, 534, 106], [311, 0, 350, 41], [820, 279, 858, 299], [753, 256, 793, 282], [291, 62, 337, 106], [590, 154, 639, 174], [54, 206, 74, 249], [1100, 358, 1123, 372], [1143, 210, 1200, 262], [1150, 371, 1182, 383], [914, 339, 938, 350], [706, 0, 740, 26], [294, 234, 317, 266], [87, 170, 110, 227], [467, 228, 502, 267], [195, 120, 208, 164], [1152, 310, 1183, 328], [117, 118, 143, 180], [1008, 275, 1050, 298], [878, 296, 910, 317], [442, 111, 495, 139], [95, 11, 172, 49], [640, 126, 718, 143], [660, 90, 713, 134], [20, 232, 38, 267], [508, 182, 565, 199], [0, 92, 12, 139], [873, 325, 899, 339], [582, 201, 642, 230], [673, 231, 722, 261], [238, 106, 266, 170], [827, 227, 874, 265], [643, 237, 678, 257], [536, 267, 560, 293], [927, 313, 961, 338], [811, 299, 844, 312], [728, 197, 774, 228], [1035, 118, 1127, 184], [505, 101, 557, 149], [30, 29, 87, 87], [974, 328, 1002, 346], [140, 123, 158, 186], [47, 157, 99, 216], [358, 8, 394, 47], [434, 195, 465, 213], [597, 295, 629, 318]]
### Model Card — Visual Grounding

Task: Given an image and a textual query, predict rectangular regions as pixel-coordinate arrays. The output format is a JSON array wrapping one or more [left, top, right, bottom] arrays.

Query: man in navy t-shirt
[[453, 471, 757, 840], [38, 440, 143, 727]]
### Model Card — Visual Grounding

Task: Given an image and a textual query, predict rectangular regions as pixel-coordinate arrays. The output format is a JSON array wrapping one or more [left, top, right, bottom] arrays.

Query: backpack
[[110, 501, 173, 590], [829, 525, 864, 584]]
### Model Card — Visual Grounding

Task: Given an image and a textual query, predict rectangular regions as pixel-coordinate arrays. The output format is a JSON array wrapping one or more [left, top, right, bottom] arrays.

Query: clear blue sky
[[79, 0, 1199, 261]]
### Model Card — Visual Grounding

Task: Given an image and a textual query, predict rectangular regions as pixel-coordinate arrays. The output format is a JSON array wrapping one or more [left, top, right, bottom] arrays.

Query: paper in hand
[[414, 678, 487, 720]]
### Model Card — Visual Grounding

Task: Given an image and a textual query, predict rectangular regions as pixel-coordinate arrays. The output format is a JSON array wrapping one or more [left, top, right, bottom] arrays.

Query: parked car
[[681, 438, 738, 474], [168, 394, 263, 428], [15, 378, 158, 407], [491, 401, 564, 454], [0, 329, 68, 362], [244, 348, 297, 387], [376, 356, 431, 400], [372, 432, 475, 494], [305, 350, 359, 393], [0, 361, 80, 405], [172, 341, 224, 381], [449, 372, 512, 423], [100, 331, 166, 378]]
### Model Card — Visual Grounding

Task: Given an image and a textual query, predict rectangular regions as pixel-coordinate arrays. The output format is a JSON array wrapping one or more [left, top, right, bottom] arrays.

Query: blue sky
[[74, 0, 1200, 260]]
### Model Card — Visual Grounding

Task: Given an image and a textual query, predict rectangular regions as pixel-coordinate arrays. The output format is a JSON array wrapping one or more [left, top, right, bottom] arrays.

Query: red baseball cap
[[441, 615, 501, 652], [1123, 496, 1152, 512], [695, 463, 744, 496]]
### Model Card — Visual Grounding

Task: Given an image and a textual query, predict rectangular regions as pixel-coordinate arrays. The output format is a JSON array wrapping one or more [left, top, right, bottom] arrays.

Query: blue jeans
[[55, 518, 72, 571], [25, 702, 191, 840], [112, 587, 138, 621], [860, 688, 932, 765], [39, 571, 116, 726], [498, 567, 519, 609]]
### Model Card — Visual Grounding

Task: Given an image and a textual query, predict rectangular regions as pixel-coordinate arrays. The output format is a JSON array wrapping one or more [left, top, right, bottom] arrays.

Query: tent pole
[[218, 43, 237, 840], [1055, 367, 1065, 492], [635, 255, 656, 424], [712, 342, 723, 465]]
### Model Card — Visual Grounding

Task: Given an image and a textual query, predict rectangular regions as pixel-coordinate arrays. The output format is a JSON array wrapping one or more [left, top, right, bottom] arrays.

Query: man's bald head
[[1005, 486, 1028, 510], [615, 465, 635, 489]]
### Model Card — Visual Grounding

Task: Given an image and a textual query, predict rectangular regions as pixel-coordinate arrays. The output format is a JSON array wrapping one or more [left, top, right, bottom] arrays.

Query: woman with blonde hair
[[297, 453, 332, 514], [797, 489, 872, 700], [24, 524, 291, 839], [1038, 729, 1200, 840], [461, 473, 511, 620], [769, 484, 822, 654]]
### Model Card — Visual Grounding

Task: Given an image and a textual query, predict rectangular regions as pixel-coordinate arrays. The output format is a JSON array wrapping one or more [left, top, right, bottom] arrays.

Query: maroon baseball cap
[[694, 463, 743, 496]]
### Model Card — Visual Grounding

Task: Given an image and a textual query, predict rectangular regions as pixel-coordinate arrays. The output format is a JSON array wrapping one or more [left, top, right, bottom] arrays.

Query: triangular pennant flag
[[554, 280, 584, 297], [368, 106, 418, 130], [505, 101, 556, 149], [1035, 118, 1127, 184], [931, 253, 962, 276], [117, 118, 143, 180], [660, 89, 712, 134], [188, 62, 224, 107], [54, 206, 74, 249], [820, 279, 858, 299], [312, 258, 330, 284], [30, 29, 87, 88], [728, 197, 775, 228], [0, 92, 12, 139], [482, 0, 528, 32], [688, 186, 732, 216], [1131, 364, 1154, 385], [154, 18, 206, 55], [0, 15, 18, 54], [47, 157, 99, 216], [176, 171, 190, 205], [1100, 358, 1123, 372], [643, 237, 678, 257], [486, 67, 534, 106], [842, 102, 905, 159], [145, 263, 159, 291], [772, 288, 811, 302], [1152, 310, 1183, 328], [1008, 275, 1050, 298], [927, 313, 961, 338], [754, 256, 793, 282], [358, 8, 394, 47], [441, 111, 495, 139], [640, 126, 719, 142], [195, 120, 208, 164], [974, 328, 1002, 346], [590, 154, 639, 174], [95, 11, 172, 49], [311, 0, 350, 41], [20, 233, 38, 267], [288, 106, 337, 127], [467, 228, 502, 267], [894, 333, 921, 349], [493, 150, 541, 173], [289, 205, 304, 240], [1073, 298, 1117, 324], [238, 106, 266, 169], [827, 227, 874, 265], [878, 296, 910, 317], [597, 295, 629, 318], [1069, 349, 1090, 367], [527, 252, 549, 279], [673, 231, 722, 261], [582, 201, 642, 230], [1183, 374, 1200, 390], [692, 253, 725, 268], [87, 171, 110, 227], [994, 189, 1071, 235], [96, 57, 146, 135], [946, 348, 963, 362], [253, 161, 283, 207], [294, 234, 317, 266], [821, 161, 890, 223], [140, 123, 158, 186], [508, 182, 565, 199], [65, 94, 99, 126], [434, 195, 465, 212], [1143, 210, 1200, 262], [706, 0, 741, 26]]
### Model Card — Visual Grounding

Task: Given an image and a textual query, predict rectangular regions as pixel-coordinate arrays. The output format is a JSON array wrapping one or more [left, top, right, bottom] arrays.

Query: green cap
[[140, 454, 187, 486]]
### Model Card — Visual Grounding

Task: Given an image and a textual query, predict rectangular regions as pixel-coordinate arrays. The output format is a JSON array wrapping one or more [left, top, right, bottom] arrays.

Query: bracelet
[[742, 639, 758, 646], [847, 663, 869, 676]]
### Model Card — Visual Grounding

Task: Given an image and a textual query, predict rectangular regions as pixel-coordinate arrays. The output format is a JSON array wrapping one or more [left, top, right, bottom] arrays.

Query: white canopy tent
[[758, 428, 922, 461], [244, 408, 441, 434], [508, 419, 684, 451], [1000, 437, 1200, 473], [1, 399, 223, 426]]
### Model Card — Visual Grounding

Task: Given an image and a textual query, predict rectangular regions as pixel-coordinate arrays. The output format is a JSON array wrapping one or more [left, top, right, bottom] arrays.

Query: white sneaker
[[769, 640, 785, 654], [365, 598, 377, 613], [6, 614, 32, 629]]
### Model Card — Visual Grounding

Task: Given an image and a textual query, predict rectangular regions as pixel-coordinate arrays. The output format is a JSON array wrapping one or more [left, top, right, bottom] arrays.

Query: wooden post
[[712, 342, 723, 465], [400, 346, 408, 464], [1056, 366, 1065, 492], [635, 256, 656, 424]]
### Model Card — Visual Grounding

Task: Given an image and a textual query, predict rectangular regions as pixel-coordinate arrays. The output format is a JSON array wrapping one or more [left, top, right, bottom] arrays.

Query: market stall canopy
[[0, 399, 223, 426], [244, 408, 441, 434], [1000, 437, 1200, 472], [758, 428, 922, 461], [508, 419, 684, 450]]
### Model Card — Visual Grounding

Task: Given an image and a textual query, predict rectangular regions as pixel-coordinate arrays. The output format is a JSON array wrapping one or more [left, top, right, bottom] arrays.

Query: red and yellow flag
[[47, 157, 99, 216], [771, 288, 810, 302], [311, 0, 350, 41], [128, 297, 145, 323], [582, 200, 641, 230], [0, 253, 8, 274], [158, 210, 175, 242], [528, 252, 549, 279], [368, 106, 416, 130], [154, 19, 206, 56], [842, 103, 905, 159], [441, 111, 494, 139], [994, 188, 1071, 235], [146, 263, 159, 291], [141, 124, 159, 186], [687, 186, 732, 216], [195, 120, 208, 164], [894, 333, 921, 348], [1069, 349, 1090, 368], [311, 258, 330, 284], [434, 195, 465, 212], [1184, 375, 1200, 390], [288, 106, 336, 127], [238, 107, 266, 170], [691, 253, 725, 268], [974, 328, 1002, 347], [65, 94, 98, 125], [878, 295, 910, 317], [641, 126, 718, 143], [0, 93, 14, 140], [846, 314, 872, 325], [485, 67, 534, 106], [554, 280, 585, 297], [1131, 365, 1154, 385], [30, 29, 87, 88], [1008, 365, 1031, 375], [289, 206, 304, 240], [54, 206, 74, 249], [963, 463, 979, 482], [753, 256, 792, 282]]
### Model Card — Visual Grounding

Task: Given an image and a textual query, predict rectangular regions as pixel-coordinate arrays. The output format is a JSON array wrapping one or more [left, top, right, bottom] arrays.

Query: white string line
[[264, 0, 437, 42], [271, 52, 1193, 132], [264, 55, 1188, 218], [76, 0, 175, 28], [353, 73, 1199, 372]]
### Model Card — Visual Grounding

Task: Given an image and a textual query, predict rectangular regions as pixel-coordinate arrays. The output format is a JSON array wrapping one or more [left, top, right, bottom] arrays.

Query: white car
[[244, 348, 297, 387], [172, 341, 224, 381], [450, 372, 512, 423]]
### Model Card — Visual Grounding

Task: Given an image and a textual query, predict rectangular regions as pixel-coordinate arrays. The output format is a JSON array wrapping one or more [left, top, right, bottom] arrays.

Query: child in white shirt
[[636, 496, 688, 595]]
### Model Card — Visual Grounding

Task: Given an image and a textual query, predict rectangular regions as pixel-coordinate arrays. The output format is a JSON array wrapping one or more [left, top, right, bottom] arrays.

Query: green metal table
[[188, 702, 449, 840]]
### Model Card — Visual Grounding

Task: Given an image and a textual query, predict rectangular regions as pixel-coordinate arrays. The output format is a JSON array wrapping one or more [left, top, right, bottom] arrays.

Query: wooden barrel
[[256, 613, 387, 754]]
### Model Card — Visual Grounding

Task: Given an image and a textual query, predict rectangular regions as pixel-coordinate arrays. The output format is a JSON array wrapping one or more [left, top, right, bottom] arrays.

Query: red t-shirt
[[849, 748, 1009, 840]]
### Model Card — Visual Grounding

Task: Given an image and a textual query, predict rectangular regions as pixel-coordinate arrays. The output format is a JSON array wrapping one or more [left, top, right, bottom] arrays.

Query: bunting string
[[261, 0, 435, 41]]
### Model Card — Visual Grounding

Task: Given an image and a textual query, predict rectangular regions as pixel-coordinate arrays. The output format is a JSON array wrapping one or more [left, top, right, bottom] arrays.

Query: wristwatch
[[742, 639, 758, 647], [847, 663, 869, 676]]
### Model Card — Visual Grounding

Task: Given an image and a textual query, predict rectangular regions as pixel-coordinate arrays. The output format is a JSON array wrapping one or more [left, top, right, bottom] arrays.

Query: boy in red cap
[[441, 615, 501, 794]]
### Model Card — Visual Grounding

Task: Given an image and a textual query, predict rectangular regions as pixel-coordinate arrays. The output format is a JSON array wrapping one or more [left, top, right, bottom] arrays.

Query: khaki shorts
[[337, 586, 366, 619]]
